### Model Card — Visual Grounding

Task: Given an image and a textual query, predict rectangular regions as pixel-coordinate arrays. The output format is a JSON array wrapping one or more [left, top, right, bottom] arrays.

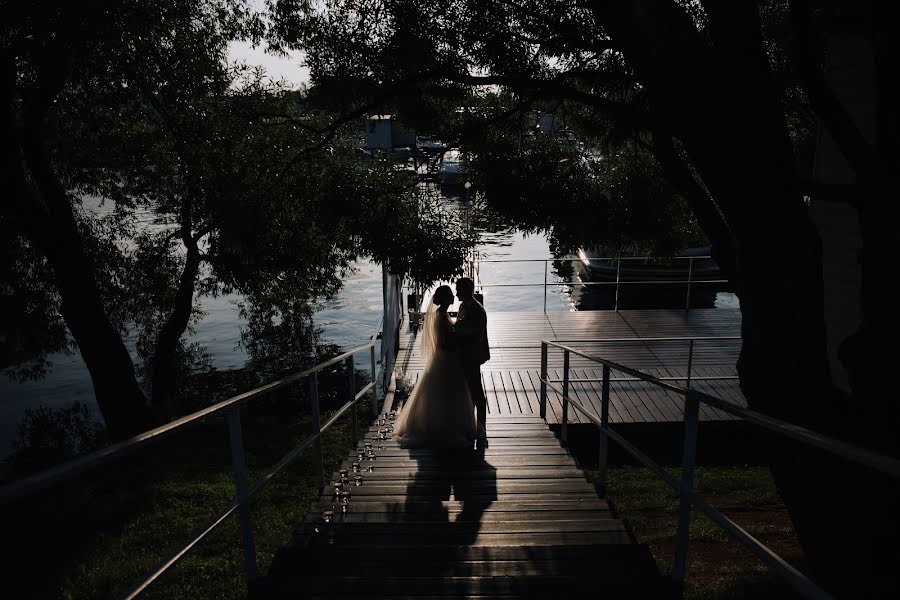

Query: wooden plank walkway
[[394, 309, 745, 424], [255, 414, 674, 598]]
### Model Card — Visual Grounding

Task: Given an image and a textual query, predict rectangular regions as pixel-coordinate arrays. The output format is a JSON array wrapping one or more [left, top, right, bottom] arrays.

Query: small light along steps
[[252, 414, 674, 598]]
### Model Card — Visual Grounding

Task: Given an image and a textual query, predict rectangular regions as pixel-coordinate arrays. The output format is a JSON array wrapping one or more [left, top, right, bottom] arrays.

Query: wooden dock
[[252, 309, 743, 597], [392, 309, 745, 424], [255, 415, 674, 598]]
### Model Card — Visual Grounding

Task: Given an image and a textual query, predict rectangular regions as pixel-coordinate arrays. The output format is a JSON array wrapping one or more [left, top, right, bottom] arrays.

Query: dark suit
[[455, 299, 489, 428]]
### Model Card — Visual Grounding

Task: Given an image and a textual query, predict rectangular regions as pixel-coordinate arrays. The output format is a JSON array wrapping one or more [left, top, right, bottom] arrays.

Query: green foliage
[[594, 466, 802, 599], [3, 384, 374, 599], [267, 0, 821, 265], [269, 1, 714, 257], [3, 0, 472, 424], [0, 225, 72, 381], [469, 130, 706, 255]]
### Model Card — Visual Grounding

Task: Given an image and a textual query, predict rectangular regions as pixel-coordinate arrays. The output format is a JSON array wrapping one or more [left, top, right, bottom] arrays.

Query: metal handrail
[[445, 336, 742, 351], [539, 339, 900, 599], [543, 335, 741, 386], [468, 255, 729, 312], [0, 342, 373, 506], [548, 376, 740, 383], [475, 256, 715, 262], [478, 280, 728, 286], [1, 324, 386, 599]]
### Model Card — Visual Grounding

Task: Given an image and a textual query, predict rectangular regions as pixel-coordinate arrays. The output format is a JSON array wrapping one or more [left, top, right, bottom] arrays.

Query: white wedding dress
[[393, 301, 477, 449]]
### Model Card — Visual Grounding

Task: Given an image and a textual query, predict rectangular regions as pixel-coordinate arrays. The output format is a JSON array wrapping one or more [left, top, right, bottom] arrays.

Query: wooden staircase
[[253, 414, 674, 598]]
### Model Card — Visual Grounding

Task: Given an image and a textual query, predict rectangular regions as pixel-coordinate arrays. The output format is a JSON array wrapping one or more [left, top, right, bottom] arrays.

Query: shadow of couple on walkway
[[401, 446, 497, 548]]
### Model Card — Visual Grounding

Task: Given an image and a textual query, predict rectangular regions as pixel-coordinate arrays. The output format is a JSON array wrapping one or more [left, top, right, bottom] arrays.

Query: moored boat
[[576, 245, 721, 281], [437, 148, 467, 185]]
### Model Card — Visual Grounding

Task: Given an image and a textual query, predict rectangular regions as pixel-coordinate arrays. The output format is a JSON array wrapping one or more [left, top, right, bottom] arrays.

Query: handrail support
[[561, 350, 570, 445], [614, 258, 621, 311], [370, 345, 378, 413], [673, 390, 700, 584], [226, 406, 259, 582], [598, 365, 611, 495], [539, 342, 548, 421], [685, 257, 694, 312], [308, 373, 325, 491], [346, 356, 358, 446], [543, 260, 548, 313], [686, 339, 695, 390]]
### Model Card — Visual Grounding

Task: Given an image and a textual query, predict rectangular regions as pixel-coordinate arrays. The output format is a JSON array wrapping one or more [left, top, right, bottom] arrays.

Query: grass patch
[[590, 465, 807, 599], [3, 391, 376, 599]]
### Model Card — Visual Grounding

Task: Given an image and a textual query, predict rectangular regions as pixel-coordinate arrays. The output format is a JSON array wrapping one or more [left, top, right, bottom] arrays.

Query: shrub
[[10, 402, 107, 476]]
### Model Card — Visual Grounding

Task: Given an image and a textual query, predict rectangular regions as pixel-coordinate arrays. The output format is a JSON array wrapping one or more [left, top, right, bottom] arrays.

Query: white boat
[[576, 245, 721, 281], [437, 148, 466, 185], [416, 136, 445, 154]]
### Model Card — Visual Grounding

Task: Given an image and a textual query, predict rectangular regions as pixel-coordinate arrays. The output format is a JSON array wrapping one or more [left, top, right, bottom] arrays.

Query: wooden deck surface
[[255, 415, 673, 598], [393, 309, 745, 424]]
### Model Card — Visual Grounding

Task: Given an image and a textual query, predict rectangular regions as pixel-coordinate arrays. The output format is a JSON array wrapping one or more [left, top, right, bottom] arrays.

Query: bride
[[393, 285, 477, 449]]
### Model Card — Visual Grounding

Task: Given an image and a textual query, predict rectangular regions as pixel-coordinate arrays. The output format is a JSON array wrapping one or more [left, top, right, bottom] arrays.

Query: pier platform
[[391, 309, 745, 424]]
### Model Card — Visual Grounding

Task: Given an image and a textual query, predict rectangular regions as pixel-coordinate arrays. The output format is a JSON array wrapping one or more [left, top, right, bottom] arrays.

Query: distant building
[[364, 115, 416, 149]]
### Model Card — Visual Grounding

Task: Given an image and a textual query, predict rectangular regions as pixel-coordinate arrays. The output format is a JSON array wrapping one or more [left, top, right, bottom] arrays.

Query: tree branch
[[149, 202, 202, 418], [648, 133, 738, 284], [290, 70, 439, 160], [789, 0, 879, 181], [446, 72, 648, 128]]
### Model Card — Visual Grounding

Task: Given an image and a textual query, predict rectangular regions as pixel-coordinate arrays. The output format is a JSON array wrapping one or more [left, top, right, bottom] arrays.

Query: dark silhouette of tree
[[2, 1, 469, 439], [267, 0, 899, 593]]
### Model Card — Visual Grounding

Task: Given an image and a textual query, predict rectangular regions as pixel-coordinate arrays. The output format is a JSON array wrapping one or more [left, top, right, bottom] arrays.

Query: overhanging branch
[[790, 0, 879, 181], [446, 72, 647, 128]]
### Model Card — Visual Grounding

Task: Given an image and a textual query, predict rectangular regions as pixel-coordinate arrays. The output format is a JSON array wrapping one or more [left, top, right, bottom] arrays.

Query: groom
[[454, 277, 490, 440]]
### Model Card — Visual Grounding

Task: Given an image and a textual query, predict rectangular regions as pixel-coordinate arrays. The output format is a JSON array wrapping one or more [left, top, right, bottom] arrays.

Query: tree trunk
[[649, 134, 737, 283], [592, 0, 889, 593], [149, 225, 202, 420], [830, 7, 900, 587], [2, 84, 154, 441]]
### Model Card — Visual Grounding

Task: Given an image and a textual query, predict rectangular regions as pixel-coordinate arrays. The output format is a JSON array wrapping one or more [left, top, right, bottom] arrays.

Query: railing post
[[543, 260, 548, 314], [614, 258, 621, 311], [598, 365, 611, 495], [561, 349, 570, 445], [685, 257, 694, 312], [539, 342, 548, 421], [686, 339, 695, 390], [346, 356, 357, 446], [673, 389, 701, 585], [307, 373, 325, 491], [370, 344, 378, 413], [226, 406, 259, 581]]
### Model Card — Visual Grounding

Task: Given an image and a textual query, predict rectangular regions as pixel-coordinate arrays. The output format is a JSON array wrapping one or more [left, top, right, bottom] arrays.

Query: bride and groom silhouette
[[393, 277, 490, 450]]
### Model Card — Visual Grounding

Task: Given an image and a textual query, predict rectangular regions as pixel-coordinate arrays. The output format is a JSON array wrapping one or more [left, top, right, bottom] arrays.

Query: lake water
[[0, 187, 737, 455]]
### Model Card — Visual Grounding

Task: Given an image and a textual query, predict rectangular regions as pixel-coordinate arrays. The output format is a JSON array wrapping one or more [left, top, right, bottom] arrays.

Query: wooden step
[[323, 480, 597, 495], [308, 499, 612, 513], [300, 510, 616, 524], [256, 545, 672, 598], [253, 413, 673, 599], [329, 468, 589, 482], [353, 448, 573, 457], [341, 453, 575, 472]]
